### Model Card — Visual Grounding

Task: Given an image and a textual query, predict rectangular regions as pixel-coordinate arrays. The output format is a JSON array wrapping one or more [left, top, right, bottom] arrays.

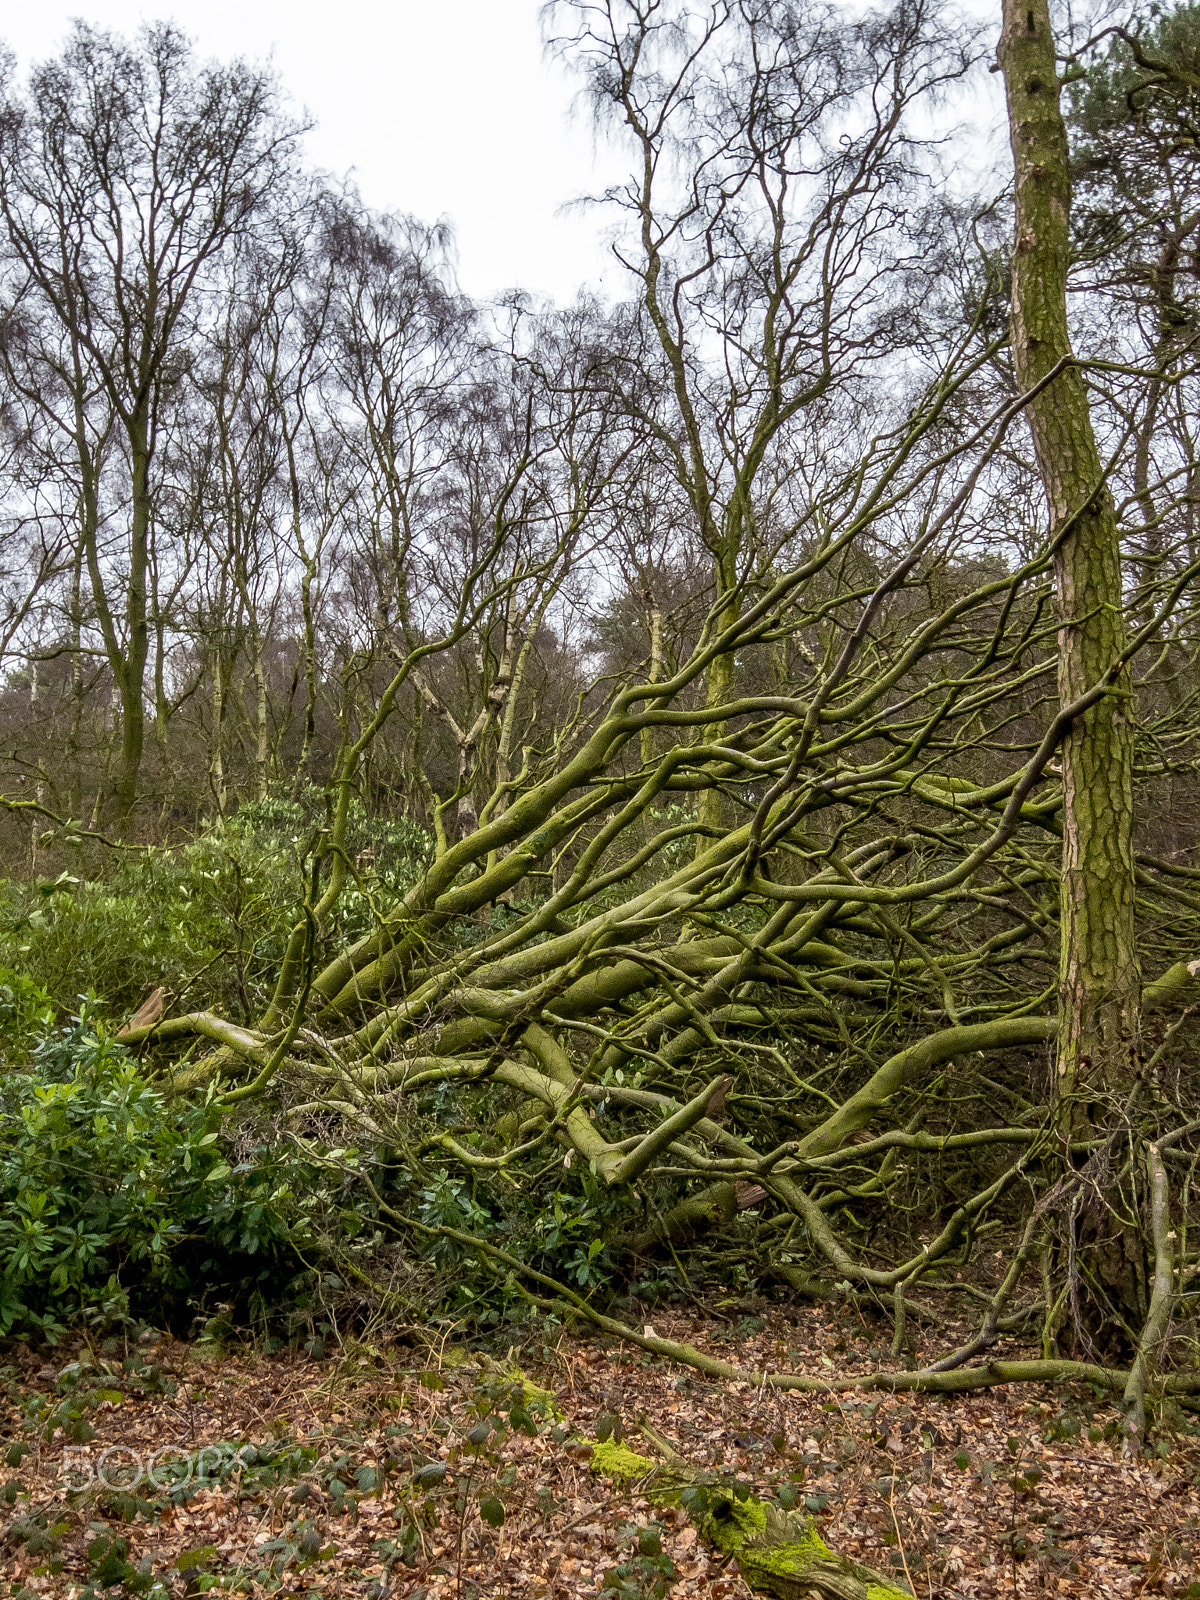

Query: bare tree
[[0, 23, 300, 828]]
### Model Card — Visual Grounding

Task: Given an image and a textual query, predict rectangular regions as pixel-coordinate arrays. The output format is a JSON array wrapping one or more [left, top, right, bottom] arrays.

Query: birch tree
[[0, 23, 299, 827]]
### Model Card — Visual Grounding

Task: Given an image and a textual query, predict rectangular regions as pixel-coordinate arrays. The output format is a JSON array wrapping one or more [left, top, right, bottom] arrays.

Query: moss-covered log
[[588, 1436, 910, 1600], [628, 1180, 738, 1256]]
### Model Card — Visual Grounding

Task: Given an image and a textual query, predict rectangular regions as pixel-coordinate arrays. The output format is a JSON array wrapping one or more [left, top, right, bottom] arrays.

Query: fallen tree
[[96, 0, 1200, 1439]]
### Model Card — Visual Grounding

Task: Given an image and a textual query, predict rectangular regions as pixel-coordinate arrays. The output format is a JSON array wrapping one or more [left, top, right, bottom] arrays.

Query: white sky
[[0, 0, 625, 306]]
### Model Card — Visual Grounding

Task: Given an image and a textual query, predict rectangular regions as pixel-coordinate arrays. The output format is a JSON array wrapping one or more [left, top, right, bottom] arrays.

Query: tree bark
[[999, 0, 1140, 1113], [999, 0, 1148, 1360]]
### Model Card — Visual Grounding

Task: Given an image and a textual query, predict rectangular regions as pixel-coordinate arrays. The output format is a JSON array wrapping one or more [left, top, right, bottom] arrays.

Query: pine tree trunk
[[999, 0, 1143, 1349], [999, 0, 1140, 1105]]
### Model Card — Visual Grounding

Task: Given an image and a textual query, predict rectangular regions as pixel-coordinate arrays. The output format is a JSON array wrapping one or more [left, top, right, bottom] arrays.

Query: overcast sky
[[0, 0, 624, 306]]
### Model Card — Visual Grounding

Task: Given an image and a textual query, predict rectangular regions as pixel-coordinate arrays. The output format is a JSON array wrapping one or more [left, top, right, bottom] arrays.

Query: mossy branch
[[609, 1074, 732, 1186]]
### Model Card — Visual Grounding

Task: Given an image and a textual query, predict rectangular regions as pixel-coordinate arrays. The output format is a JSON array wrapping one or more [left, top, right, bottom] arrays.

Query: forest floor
[[0, 1302, 1198, 1600]]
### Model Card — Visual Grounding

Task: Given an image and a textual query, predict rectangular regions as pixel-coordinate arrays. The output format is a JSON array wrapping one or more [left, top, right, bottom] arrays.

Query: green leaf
[[594, 1410, 622, 1443], [479, 1495, 505, 1528], [175, 1546, 217, 1571], [679, 1485, 708, 1517], [637, 1526, 661, 1558], [204, 1164, 232, 1184]]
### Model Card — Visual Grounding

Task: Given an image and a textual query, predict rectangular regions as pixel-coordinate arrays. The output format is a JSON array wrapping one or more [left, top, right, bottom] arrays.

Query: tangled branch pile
[[3, 0, 1200, 1450]]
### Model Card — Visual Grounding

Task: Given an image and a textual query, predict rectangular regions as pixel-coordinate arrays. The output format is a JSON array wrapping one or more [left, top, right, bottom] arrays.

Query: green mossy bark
[[588, 1437, 910, 1600], [999, 0, 1141, 1111], [999, 0, 1152, 1356]]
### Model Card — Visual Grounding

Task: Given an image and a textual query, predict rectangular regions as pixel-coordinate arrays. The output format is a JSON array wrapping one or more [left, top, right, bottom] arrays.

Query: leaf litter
[[0, 1302, 1197, 1599]]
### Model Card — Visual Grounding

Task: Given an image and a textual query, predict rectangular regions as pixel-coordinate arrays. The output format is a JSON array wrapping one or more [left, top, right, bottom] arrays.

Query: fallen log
[[586, 1431, 911, 1600]]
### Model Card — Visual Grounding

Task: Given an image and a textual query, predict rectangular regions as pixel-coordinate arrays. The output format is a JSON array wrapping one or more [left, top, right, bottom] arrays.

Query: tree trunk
[[252, 629, 269, 801], [28, 659, 42, 873], [695, 554, 738, 850], [999, 0, 1144, 1353], [210, 652, 228, 816], [67, 540, 85, 821], [150, 541, 173, 803], [295, 553, 319, 797], [110, 428, 152, 832], [999, 0, 1140, 1109], [640, 585, 663, 771]]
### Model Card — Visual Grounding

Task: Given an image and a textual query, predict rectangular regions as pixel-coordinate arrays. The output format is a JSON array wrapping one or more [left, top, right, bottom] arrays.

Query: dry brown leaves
[[0, 1303, 1197, 1600]]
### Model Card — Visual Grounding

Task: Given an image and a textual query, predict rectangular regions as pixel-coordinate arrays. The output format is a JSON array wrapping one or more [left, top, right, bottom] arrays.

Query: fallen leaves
[[0, 1308, 1196, 1598]]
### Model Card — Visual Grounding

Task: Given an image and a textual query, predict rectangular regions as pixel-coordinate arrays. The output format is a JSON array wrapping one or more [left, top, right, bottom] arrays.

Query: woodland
[[1, 0, 1200, 1595]]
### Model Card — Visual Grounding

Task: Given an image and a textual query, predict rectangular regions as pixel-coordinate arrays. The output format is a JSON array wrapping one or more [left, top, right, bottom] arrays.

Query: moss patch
[[705, 1491, 767, 1547], [744, 1537, 832, 1576], [589, 1438, 659, 1481], [516, 1376, 563, 1416], [705, 1493, 826, 1568]]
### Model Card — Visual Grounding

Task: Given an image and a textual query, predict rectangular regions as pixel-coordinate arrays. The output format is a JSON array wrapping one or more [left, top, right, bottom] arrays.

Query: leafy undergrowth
[[0, 1306, 1198, 1600]]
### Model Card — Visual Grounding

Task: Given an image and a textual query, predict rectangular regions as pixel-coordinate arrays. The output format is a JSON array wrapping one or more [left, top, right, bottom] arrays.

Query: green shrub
[[0, 800, 432, 1028], [0, 966, 54, 1060], [0, 838, 298, 1024], [0, 1007, 313, 1339], [235, 789, 431, 895]]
